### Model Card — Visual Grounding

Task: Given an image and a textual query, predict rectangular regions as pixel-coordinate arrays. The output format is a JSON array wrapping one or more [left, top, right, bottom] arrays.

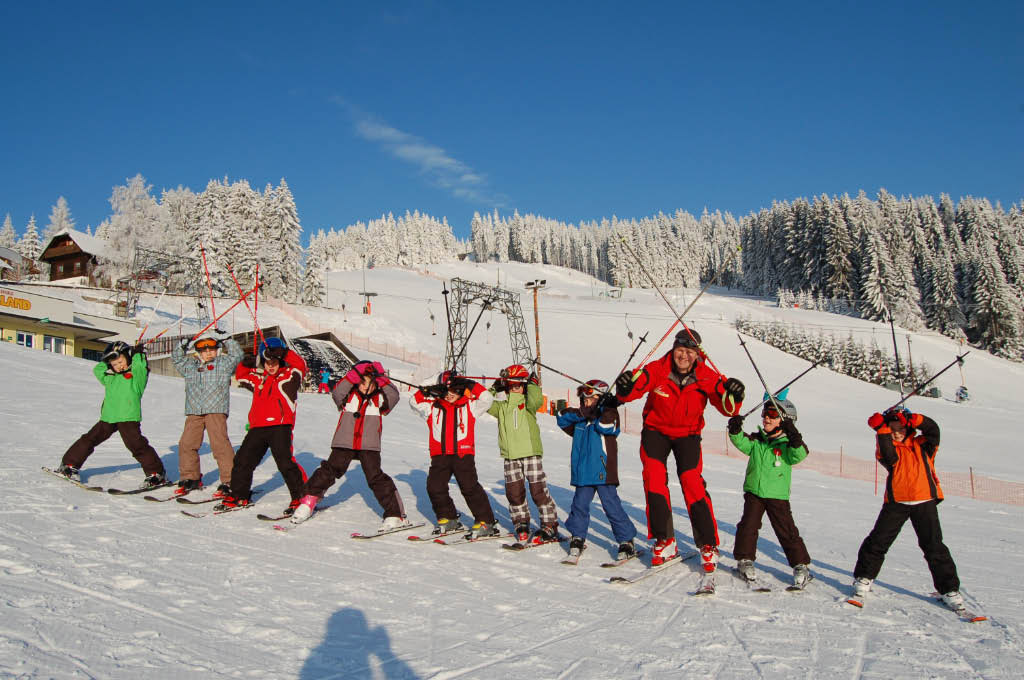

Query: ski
[[107, 481, 174, 496], [845, 597, 866, 608], [433, 532, 511, 546], [41, 466, 104, 492], [733, 567, 771, 592], [177, 489, 263, 505], [561, 546, 585, 566], [501, 535, 564, 551], [351, 521, 426, 539], [144, 490, 196, 502], [693, 570, 717, 596], [180, 503, 256, 519], [786, 573, 814, 593], [609, 551, 698, 584], [257, 512, 293, 522], [599, 550, 646, 568], [408, 530, 469, 542], [930, 592, 988, 623]]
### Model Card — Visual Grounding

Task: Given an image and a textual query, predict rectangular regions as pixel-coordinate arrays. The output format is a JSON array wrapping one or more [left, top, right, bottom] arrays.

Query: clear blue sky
[[2, 1, 1021, 243]]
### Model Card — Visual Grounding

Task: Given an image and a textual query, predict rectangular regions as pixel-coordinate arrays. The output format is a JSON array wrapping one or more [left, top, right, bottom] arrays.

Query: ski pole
[[188, 282, 260, 342], [887, 309, 904, 397], [450, 299, 492, 371], [136, 285, 170, 344], [143, 311, 188, 347], [227, 264, 266, 347], [622, 238, 741, 376], [253, 263, 260, 355], [613, 331, 648, 382], [741, 361, 819, 417], [530, 358, 595, 390], [887, 353, 969, 411], [200, 242, 217, 320], [736, 333, 787, 419]]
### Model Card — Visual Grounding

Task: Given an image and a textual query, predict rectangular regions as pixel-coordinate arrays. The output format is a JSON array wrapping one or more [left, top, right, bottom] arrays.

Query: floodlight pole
[[525, 279, 546, 385]]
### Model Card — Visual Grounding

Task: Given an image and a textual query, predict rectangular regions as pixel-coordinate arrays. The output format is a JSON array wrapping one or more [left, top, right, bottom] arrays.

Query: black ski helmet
[[673, 328, 702, 349], [101, 341, 132, 365]]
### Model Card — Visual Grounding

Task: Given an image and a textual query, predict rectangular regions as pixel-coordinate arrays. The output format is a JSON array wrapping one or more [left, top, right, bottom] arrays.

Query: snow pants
[[177, 413, 233, 485], [639, 428, 718, 547], [426, 453, 495, 524], [503, 456, 558, 530], [229, 425, 307, 502], [305, 447, 405, 519], [854, 500, 960, 594], [318, 382, 330, 394], [565, 484, 637, 544], [62, 421, 164, 477], [733, 492, 811, 567]]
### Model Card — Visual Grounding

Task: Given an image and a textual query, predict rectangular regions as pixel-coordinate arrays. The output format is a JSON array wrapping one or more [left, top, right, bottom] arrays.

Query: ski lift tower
[[115, 246, 209, 326], [446, 277, 532, 375]]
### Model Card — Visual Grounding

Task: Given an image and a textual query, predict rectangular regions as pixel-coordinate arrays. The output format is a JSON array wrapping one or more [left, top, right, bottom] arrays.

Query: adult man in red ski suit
[[217, 337, 308, 514], [615, 328, 745, 570]]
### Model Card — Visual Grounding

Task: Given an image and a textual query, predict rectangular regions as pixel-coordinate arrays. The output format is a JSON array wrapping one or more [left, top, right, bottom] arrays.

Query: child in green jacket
[[727, 393, 811, 588], [57, 341, 167, 489], [488, 364, 559, 544]]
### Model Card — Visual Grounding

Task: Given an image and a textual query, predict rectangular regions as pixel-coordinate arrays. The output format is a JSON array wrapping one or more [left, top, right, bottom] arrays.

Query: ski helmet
[[194, 336, 220, 353], [762, 398, 797, 422], [500, 364, 529, 383], [101, 341, 132, 365], [673, 328, 702, 350], [577, 379, 609, 400], [883, 405, 911, 428], [258, 336, 288, 361]]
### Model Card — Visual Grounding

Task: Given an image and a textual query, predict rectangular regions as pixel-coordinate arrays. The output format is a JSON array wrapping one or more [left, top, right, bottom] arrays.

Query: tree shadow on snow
[[300, 607, 419, 680]]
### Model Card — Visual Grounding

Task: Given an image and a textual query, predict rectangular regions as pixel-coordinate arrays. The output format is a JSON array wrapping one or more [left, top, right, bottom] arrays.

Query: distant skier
[[290, 360, 410, 531], [409, 371, 499, 539], [57, 341, 167, 489], [215, 337, 308, 514], [851, 407, 966, 610], [556, 379, 637, 561], [318, 368, 332, 394], [727, 392, 812, 588], [170, 329, 243, 498], [614, 328, 745, 570], [488, 364, 560, 544]]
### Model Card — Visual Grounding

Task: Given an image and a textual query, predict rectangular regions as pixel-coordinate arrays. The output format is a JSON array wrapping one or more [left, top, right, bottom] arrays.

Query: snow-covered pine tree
[[260, 179, 303, 302], [301, 230, 327, 306], [0, 213, 16, 248], [44, 196, 75, 242], [965, 236, 1024, 360], [16, 215, 42, 280], [823, 195, 855, 304], [99, 174, 173, 279]]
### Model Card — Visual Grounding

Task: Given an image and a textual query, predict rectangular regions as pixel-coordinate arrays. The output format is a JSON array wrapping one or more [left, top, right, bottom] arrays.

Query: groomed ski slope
[[2, 261, 1023, 679]]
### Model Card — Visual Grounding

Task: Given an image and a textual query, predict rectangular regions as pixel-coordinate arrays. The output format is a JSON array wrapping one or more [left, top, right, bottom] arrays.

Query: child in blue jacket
[[556, 379, 637, 561]]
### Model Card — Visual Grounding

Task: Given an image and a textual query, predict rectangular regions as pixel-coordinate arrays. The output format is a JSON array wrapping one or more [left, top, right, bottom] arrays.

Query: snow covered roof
[[41, 228, 111, 260]]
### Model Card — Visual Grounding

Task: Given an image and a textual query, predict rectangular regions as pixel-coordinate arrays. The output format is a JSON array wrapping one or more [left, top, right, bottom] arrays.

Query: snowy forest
[[3, 184, 1022, 361]]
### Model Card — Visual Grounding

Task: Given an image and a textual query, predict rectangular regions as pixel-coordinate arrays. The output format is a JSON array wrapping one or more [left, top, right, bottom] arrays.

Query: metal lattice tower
[[115, 247, 209, 325], [445, 277, 532, 375]]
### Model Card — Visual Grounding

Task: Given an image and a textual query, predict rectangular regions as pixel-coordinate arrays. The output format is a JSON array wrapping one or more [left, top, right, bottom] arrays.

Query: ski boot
[[616, 540, 637, 561], [140, 472, 168, 490], [700, 544, 719, 573], [467, 521, 500, 539], [212, 483, 231, 500], [568, 536, 585, 558], [282, 498, 302, 517], [214, 495, 252, 512], [792, 564, 811, 589], [290, 495, 320, 524], [379, 516, 410, 533], [531, 525, 559, 545], [942, 591, 965, 609], [651, 537, 678, 566], [174, 478, 202, 496], [57, 464, 81, 483], [852, 576, 872, 598], [736, 559, 756, 581], [431, 518, 465, 537], [513, 523, 530, 543]]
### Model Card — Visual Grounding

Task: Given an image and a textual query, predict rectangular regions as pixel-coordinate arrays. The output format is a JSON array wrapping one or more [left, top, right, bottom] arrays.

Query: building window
[[82, 348, 104, 362], [16, 331, 33, 348], [43, 335, 66, 354], [74, 261, 81, 271], [58, 264, 64, 274]]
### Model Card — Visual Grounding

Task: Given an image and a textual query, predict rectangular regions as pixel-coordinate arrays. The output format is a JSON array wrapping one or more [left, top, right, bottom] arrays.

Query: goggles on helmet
[[577, 379, 609, 399], [194, 338, 219, 352], [762, 406, 781, 419]]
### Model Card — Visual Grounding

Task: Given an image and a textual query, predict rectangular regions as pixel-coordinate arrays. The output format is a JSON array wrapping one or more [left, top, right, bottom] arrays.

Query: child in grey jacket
[[171, 329, 243, 497]]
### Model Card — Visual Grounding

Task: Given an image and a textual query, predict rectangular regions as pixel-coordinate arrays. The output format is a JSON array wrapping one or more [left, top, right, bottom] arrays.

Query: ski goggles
[[577, 380, 609, 398], [194, 338, 219, 352], [761, 406, 781, 419]]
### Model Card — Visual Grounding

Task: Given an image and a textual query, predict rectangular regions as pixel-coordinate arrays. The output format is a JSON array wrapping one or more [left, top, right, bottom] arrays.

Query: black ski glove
[[615, 371, 635, 397], [722, 377, 745, 403], [781, 419, 803, 448], [596, 392, 620, 412], [728, 415, 745, 435], [492, 378, 507, 393]]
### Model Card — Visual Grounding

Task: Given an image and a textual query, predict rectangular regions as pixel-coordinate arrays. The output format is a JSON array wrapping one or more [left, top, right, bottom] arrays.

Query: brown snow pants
[[733, 492, 811, 567], [177, 413, 234, 484], [62, 421, 164, 477], [305, 447, 405, 519], [426, 453, 495, 525]]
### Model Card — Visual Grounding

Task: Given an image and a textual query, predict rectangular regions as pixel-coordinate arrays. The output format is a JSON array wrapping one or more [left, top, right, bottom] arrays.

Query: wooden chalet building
[[39, 229, 109, 285]]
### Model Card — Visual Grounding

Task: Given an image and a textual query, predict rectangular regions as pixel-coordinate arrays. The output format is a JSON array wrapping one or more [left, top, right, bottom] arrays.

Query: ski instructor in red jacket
[[615, 328, 745, 571]]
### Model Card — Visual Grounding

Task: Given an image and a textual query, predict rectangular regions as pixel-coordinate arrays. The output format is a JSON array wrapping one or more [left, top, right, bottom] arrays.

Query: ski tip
[[846, 598, 864, 608], [966, 615, 988, 623]]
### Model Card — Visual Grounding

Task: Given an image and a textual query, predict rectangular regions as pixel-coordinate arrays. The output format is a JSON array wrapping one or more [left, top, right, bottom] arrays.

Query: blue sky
[[1, 1, 1021, 243]]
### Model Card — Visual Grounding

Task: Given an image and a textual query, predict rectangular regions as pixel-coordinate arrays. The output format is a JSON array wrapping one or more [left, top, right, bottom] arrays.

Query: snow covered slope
[[3, 261, 1023, 679]]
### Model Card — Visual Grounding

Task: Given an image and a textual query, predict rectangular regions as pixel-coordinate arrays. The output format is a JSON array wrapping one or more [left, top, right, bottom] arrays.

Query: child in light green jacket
[[58, 341, 167, 489], [488, 364, 559, 544], [727, 394, 811, 588]]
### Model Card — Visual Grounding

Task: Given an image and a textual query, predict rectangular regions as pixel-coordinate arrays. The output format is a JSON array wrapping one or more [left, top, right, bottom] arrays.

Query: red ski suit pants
[[640, 428, 719, 548]]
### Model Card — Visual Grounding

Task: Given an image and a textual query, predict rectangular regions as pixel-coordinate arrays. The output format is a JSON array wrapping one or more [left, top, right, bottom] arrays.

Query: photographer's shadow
[[300, 607, 419, 679]]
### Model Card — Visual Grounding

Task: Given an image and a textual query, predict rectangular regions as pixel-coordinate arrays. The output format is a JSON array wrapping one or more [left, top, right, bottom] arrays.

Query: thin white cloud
[[334, 97, 507, 207]]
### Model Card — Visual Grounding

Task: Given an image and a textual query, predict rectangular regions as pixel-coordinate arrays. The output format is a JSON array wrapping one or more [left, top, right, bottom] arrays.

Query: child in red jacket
[[215, 337, 308, 515]]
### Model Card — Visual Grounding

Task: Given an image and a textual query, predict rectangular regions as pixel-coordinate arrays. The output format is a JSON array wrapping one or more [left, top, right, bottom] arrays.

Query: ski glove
[[722, 378, 745, 403], [528, 371, 540, 386], [614, 371, 636, 397], [780, 419, 803, 448], [867, 412, 886, 431], [492, 379, 508, 393], [344, 368, 362, 384], [727, 415, 745, 435]]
